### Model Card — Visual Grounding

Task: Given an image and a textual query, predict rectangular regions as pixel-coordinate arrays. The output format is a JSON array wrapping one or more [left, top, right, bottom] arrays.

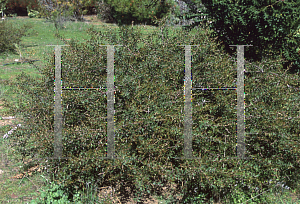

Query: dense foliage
[[93, 0, 116, 23], [100, 0, 177, 26], [175, 0, 300, 73], [35, 0, 96, 29], [2, 15, 300, 203]]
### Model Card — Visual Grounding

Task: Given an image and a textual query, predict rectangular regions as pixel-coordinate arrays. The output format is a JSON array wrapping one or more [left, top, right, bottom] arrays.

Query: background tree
[[37, 0, 96, 22], [100, 0, 177, 26], [94, 0, 117, 23], [173, 0, 300, 73], [35, 0, 96, 30]]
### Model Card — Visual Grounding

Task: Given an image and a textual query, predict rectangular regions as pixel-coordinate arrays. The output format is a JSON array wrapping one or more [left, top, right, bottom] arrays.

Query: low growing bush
[[30, 182, 72, 204], [3, 15, 300, 203], [0, 19, 34, 54]]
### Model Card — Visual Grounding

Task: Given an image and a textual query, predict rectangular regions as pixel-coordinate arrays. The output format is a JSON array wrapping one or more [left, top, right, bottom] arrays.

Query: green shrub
[[3, 14, 300, 203], [29, 175, 108, 203], [30, 180, 85, 204], [181, 0, 300, 72], [0, 19, 34, 54], [27, 8, 41, 18], [101, 0, 176, 26], [280, 24, 300, 73], [30, 182, 72, 204]]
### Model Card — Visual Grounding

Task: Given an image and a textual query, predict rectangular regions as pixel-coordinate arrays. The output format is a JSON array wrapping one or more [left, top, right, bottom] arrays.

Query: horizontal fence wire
[[48, 44, 287, 161]]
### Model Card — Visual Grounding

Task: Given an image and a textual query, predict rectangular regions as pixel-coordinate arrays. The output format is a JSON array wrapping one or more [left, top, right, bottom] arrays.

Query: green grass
[[0, 15, 299, 203]]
